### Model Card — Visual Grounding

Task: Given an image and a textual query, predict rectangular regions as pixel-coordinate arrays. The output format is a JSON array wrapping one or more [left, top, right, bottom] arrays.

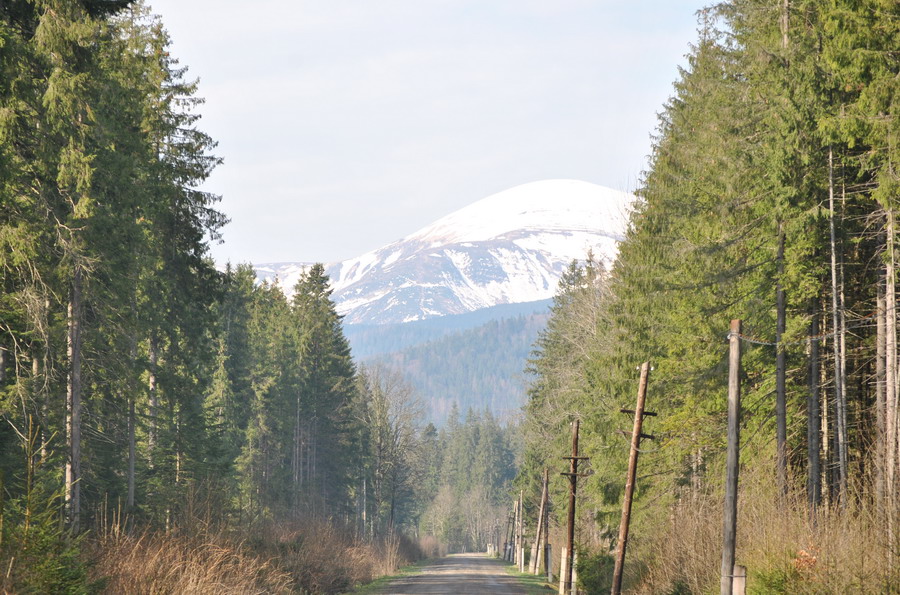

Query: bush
[[576, 547, 615, 594], [252, 521, 425, 593], [0, 425, 93, 594]]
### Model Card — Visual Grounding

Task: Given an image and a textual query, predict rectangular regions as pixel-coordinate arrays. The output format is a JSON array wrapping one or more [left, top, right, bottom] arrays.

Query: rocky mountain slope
[[255, 179, 633, 325]]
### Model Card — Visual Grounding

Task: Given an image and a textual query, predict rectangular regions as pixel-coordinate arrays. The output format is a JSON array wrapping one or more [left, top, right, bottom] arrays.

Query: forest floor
[[362, 553, 552, 594]]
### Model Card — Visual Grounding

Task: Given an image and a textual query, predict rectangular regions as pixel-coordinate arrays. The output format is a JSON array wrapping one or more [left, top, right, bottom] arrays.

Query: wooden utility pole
[[504, 506, 513, 561], [518, 490, 525, 572], [720, 320, 742, 595], [611, 362, 655, 595], [509, 500, 518, 562], [531, 468, 549, 574], [561, 420, 588, 595]]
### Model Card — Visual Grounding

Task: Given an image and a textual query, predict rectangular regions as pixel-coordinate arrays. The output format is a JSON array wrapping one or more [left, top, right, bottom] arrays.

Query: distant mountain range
[[254, 179, 633, 325], [254, 179, 634, 423]]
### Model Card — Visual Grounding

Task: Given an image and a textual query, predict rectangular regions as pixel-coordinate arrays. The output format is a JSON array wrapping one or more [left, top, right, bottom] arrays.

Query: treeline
[[521, 1, 900, 592]]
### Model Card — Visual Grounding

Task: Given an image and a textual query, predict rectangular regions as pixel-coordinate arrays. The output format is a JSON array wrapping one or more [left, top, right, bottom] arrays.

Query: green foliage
[[0, 425, 91, 593], [748, 557, 802, 595], [575, 548, 614, 595], [418, 408, 517, 552], [518, 1, 900, 591], [0, 0, 226, 532]]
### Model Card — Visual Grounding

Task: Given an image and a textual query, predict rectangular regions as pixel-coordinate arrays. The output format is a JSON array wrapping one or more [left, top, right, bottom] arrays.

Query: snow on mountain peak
[[409, 179, 629, 247], [255, 179, 635, 324]]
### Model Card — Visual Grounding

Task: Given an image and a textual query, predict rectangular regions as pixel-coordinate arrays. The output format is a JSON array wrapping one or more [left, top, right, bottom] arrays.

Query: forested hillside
[[344, 298, 552, 359], [518, 1, 900, 592], [371, 312, 549, 424]]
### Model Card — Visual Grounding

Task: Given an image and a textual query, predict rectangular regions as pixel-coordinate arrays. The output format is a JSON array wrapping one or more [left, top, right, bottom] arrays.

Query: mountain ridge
[[255, 179, 633, 325]]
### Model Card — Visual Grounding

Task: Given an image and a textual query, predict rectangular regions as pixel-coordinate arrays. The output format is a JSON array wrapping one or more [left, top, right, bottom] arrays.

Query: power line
[[726, 308, 882, 347]]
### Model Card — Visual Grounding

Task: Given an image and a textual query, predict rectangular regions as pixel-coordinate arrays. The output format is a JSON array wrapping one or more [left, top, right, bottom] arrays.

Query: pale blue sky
[[146, 1, 707, 265]]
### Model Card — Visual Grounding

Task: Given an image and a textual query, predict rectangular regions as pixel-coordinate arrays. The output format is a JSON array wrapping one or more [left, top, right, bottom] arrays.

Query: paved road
[[372, 554, 529, 594]]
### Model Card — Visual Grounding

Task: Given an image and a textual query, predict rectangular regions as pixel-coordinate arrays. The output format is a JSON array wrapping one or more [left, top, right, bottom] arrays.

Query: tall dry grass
[[251, 520, 422, 593], [632, 466, 900, 594], [88, 519, 427, 594], [88, 529, 295, 594]]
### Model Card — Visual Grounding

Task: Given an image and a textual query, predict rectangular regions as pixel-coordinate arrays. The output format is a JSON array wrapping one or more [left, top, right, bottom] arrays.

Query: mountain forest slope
[[371, 312, 550, 425]]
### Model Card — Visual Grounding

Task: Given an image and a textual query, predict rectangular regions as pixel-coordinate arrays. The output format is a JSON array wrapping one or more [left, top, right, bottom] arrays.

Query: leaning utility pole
[[530, 468, 550, 574], [611, 361, 655, 595], [561, 419, 588, 595], [509, 499, 518, 562], [720, 320, 743, 595]]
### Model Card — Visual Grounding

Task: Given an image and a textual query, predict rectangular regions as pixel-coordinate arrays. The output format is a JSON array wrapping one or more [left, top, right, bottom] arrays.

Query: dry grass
[[88, 529, 295, 594], [88, 519, 427, 594], [253, 520, 425, 593], [632, 467, 900, 594]]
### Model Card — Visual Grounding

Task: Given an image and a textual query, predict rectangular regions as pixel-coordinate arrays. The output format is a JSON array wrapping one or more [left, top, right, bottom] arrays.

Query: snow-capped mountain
[[254, 179, 634, 325]]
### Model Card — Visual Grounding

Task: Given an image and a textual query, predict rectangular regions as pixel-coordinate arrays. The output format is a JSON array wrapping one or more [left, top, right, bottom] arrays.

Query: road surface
[[372, 554, 531, 594]]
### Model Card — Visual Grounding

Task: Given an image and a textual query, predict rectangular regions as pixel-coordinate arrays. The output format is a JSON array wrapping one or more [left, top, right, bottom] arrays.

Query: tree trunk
[[821, 350, 831, 511], [175, 404, 182, 484], [876, 273, 886, 509], [128, 396, 136, 513], [65, 266, 83, 531], [148, 333, 159, 466], [828, 146, 848, 500], [774, 0, 789, 499], [293, 396, 301, 496], [807, 304, 821, 511], [781, 0, 789, 54], [885, 208, 898, 540], [33, 345, 48, 460], [776, 223, 788, 496]]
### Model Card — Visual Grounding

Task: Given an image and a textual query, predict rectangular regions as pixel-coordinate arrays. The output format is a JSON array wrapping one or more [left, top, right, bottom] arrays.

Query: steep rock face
[[255, 179, 633, 325]]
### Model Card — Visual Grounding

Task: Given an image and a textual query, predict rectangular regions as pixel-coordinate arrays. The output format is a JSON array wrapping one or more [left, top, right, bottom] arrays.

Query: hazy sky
[[145, 1, 707, 265]]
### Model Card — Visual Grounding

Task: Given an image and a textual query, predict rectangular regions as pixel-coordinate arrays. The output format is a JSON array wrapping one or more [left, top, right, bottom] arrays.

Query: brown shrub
[[418, 534, 447, 559]]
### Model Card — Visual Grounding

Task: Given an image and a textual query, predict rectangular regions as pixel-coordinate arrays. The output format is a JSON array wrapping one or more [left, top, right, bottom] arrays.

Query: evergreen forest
[[0, 2, 518, 592], [518, 0, 900, 592], [2, 0, 900, 593], [374, 313, 549, 424]]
